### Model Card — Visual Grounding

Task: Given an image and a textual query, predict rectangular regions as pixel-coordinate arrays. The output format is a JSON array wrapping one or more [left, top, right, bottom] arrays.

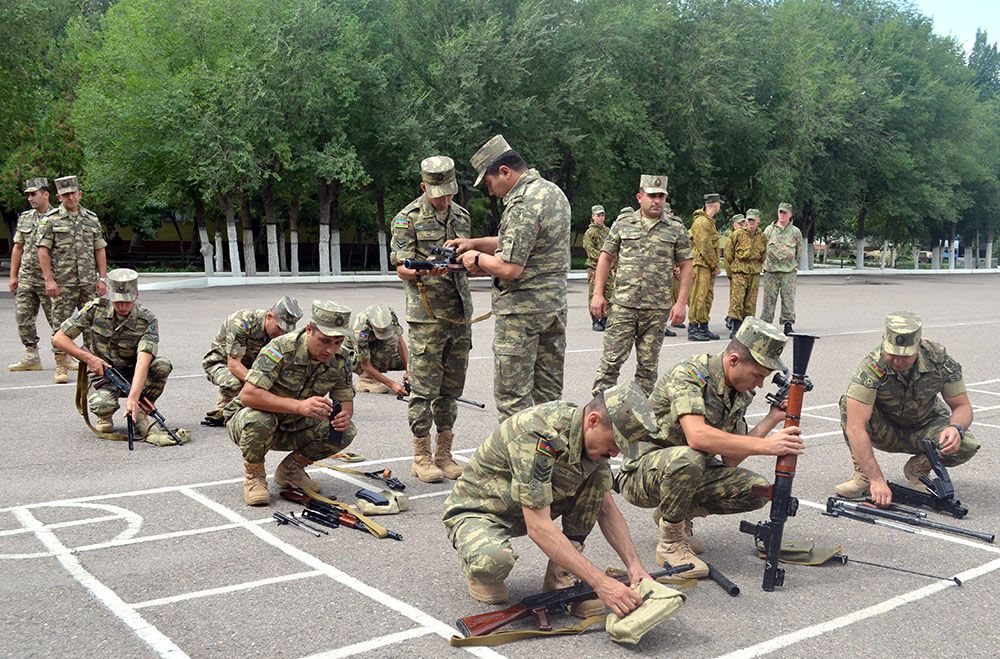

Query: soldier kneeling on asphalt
[[351, 304, 409, 395], [443, 382, 656, 620], [614, 317, 803, 578], [225, 300, 357, 506]]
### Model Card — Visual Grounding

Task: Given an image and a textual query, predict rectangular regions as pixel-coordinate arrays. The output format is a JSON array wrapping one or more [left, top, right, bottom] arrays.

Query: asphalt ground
[[1, 273, 998, 658]]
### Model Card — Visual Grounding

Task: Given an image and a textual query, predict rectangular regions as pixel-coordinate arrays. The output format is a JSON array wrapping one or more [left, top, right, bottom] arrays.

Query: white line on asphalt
[[0, 513, 121, 537], [408, 490, 453, 501], [12, 507, 189, 658], [972, 421, 1000, 429], [131, 570, 323, 609], [0, 373, 204, 392], [713, 556, 1000, 659], [967, 388, 1000, 396], [178, 487, 505, 659], [299, 627, 437, 659], [800, 413, 842, 423]]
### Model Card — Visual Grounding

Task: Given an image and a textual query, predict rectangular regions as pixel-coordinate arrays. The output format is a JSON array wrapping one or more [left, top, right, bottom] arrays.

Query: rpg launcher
[[887, 438, 968, 519], [740, 332, 818, 591], [403, 245, 465, 271], [764, 370, 813, 407], [97, 364, 183, 446]]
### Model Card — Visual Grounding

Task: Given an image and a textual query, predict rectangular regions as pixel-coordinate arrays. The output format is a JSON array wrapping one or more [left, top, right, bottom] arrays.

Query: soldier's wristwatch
[[474, 253, 481, 268], [949, 423, 965, 439]]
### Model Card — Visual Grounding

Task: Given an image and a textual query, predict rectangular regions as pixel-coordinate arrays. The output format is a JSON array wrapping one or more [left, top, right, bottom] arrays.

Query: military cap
[[882, 311, 922, 357], [591, 205, 605, 215], [366, 304, 399, 340], [602, 381, 658, 448], [639, 174, 669, 195], [421, 155, 458, 198], [731, 214, 746, 226], [270, 296, 303, 332], [23, 177, 50, 193], [778, 202, 793, 214], [703, 193, 722, 205], [107, 268, 139, 302], [619, 206, 634, 215], [735, 317, 787, 372], [55, 175, 80, 194], [311, 300, 352, 337], [745, 208, 761, 221], [470, 134, 513, 187]]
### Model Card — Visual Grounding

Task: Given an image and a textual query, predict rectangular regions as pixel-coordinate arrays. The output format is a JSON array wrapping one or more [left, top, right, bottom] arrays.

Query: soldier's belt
[[415, 279, 491, 325]]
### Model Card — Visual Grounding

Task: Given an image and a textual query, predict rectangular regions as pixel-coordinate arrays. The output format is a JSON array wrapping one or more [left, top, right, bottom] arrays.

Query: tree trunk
[[987, 229, 995, 269], [879, 239, 888, 269], [240, 197, 257, 276], [289, 195, 301, 276], [330, 180, 342, 275], [317, 178, 332, 276], [854, 205, 866, 270], [376, 186, 388, 275], [170, 212, 186, 255], [932, 243, 941, 269], [262, 181, 280, 276], [192, 195, 214, 276], [218, 192, 242, 275], [912, 245, 919, 270], [278, 229, 287, 272]]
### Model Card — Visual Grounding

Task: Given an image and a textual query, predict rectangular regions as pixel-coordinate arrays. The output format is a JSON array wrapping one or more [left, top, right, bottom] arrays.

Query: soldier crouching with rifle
[[614, 318, 803, 578], [225, 300, 356, 506], [442, 382, 656, 619]]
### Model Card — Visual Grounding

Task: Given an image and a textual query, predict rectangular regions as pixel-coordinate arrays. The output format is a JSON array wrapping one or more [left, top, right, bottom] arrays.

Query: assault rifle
[[96, 364, 182, 446], [404, 245, 465, 271], [825, 497, 994, 543], [454, 564, 693, 639], [280, 489, 403, 541], [887, 438, 968, 519], [396, 382, 486, 409]]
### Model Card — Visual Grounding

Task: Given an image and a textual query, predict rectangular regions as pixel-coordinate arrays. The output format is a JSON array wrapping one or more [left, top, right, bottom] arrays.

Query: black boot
[[592, 316, 603, 332], [724, 316, 733, 331], [664, 325, 676, 337], [702, 323, 721, 340], [688, 323, 709, 342], [730, 318, 743, 339], [783, 322, 794, 335], [672, 321, 685, 329]]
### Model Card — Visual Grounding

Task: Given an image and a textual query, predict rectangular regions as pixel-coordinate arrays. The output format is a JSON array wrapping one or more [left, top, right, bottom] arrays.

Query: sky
[[910, 0, 1000, 51]]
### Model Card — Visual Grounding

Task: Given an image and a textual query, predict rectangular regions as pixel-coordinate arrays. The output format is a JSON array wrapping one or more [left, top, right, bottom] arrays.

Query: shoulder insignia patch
[[358, 330, 370, 340], [81, 298, 99, 312], [689, 366, 707, 387], [867, 362, 886, 378], [535, 433, 556, 458], [239, 321, 251, 333], [262, 345, 283, 364], [393, 216, 409, 229]]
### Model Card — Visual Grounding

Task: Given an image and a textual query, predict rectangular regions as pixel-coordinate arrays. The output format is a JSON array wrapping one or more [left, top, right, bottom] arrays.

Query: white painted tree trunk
[[278, 229, 287, 272], [986, 240, 995, 269], [879, 240, 888, 269], [855, 237, 865, 270], [198, 225, 214, 276], [912, 246, 919, 270], [290, 229, 300, 275], [227, 218, 242, 276], [331, 229, 342, 275], [800, 236, 810, 271], [318, 224, 330, 276], [266, 223, 279, 276], [949, 239, 958, 271], [214, 229, 224, 273], [932, 244, 941, 269], [378, 228, 388, 274], [242, 225, 256, 277]]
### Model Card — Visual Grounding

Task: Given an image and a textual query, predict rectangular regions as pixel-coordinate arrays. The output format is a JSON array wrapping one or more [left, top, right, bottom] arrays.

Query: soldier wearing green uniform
[[721, 214, 746, 332], [443, 382, 656, 619], [615, 318, 803, 578], [687, 194, 723, 342], [200, 297, 303, 425], [37, 175, 108, 384], [8, 178, 57, 372], [391, 155, 474, 484], [583, 204, 612, 331], [835, 312, 980, 506], [760, 202, 801, 335], [450, 135, 570, 422], [225, 301, 357, 506], [52, 269, 178, 445], [350, 305, 409, 394], [590, 174, 693, 396], [727, 209, 767, 338]]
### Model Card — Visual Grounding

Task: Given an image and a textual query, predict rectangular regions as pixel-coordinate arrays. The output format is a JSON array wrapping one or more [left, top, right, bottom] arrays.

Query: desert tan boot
[[903, 454, 932, 487], [8, 348, 42, 371], [652, 508, 705, 554], [542, 541, 606, 618], [356, 375, 390, 394], [53, 354, 70, 384], [434, 430, 463, 480], [835, 458, 871, 498], [467, 579, 509, 604], [243, 461, 270, 506], [655, 519, 709, 578], [411, 436, 444, 483], [95, 415, 114, 434], [274, 450, 323, 493]]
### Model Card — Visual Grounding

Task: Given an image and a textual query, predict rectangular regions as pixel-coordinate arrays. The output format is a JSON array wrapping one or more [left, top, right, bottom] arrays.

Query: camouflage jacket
[[12, 208, 50, 285], [37, 205, 107, 287], [844, 339, 965, 427], [389, 195, 473, 323], [202, 308, 271, 370], [351, 306, 403, 371], [582, 222, 610, 269], [60, 297, 159, 372], [730, 228, 767, 274], [689, 210, 719, 269], [763, 222, 802, 273], [493, 169, 571, 315], [602, 208, 692, 310], [443, 401, 612, 531]]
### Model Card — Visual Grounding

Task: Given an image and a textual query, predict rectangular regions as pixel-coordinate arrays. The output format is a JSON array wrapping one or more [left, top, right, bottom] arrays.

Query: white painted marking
[[73, 518, 275, 554], [0, 513, 121, 538], [12, 507, 188, 658], [131, 570, 323, 609], [408, 490, 453, 501], [0, 503, 142, 559], [0, 373, 203, 392], [972, 421, 1000, 429], [967, 388, 1000, 397], [800, 413, 842, 423], [299, 627, 436, 659]]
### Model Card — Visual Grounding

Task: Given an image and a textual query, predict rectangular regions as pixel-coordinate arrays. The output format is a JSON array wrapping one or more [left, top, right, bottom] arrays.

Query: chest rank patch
[[262, 345, 283, 364], [689, 366, 707, 388]]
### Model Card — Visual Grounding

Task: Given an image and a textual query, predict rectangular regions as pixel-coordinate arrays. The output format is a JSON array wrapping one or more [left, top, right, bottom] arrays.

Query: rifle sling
[[75, 362, 128, 442], [449, 614, 607, 647], [415, 279, 492, 325], [299, 487, 389, 540]]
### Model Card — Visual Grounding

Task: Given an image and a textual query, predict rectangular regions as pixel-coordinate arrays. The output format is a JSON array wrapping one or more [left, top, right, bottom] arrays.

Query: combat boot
[[203, 391, 230, 426], [652, 508, 704, 554], [701, 323, 721, 340], [53, 354, 70, 384], [467, 579, 509, 604], [95, 414, 114, 434], [664, 326, 677, 337], [834, 458, 870, 498], [133, 410, 153, 438], [655, 519, 709, 578], [243, 461, 270, 506], [274, 450, 323, 493], [903, 454, 932, 488], [356, 375, 390, 394], [784, 322, 794, 336], [8, 347, 42, 372], [411, 436, 444, 483], [434, 430, 463, 480], [687, 324, 709, 342], [543, 541, 605, 618], [591, 316, 603, 332], [730, 318, 743, 339]]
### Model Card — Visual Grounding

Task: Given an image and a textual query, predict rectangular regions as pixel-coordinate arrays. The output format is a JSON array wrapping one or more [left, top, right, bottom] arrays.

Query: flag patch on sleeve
[[689, 366, 706, 387], [535, 434, 556, 458], [262, 345, 283, 364], [868, 362, 885, 378], [239, 321, 251, 332], [393, 216, 409, 229]]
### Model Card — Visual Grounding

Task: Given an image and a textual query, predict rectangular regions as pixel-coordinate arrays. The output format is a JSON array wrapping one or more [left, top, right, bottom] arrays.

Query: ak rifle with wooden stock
[[739, 332, 818, 591], [93, 356, 183, 446]]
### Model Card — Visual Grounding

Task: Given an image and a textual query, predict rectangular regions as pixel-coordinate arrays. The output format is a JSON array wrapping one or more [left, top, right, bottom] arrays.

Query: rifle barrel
[[836, 500, 993, 543]]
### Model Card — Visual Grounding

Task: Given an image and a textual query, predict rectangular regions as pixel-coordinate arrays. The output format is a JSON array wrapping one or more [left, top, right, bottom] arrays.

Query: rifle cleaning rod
[[839, 555, 961, 585]]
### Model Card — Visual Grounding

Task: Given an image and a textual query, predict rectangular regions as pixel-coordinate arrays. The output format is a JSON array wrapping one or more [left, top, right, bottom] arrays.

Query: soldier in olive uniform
[[727, 209, 767, 338], [390, 155, 474, 484], [8, 178, 57, 372], [37, 175, 109, 384], [760, 202, 802, 335], [450, 135, 571, 422], [583, 204, 612, 331], [225, 301, 357, 506], [351, 305, 409, 394], [52, 269, 177, 444], [835, 312, 979, 506], [687, 194, 723, 342], [200, 296, 303, 425], [443, 382, 655, 618], [722, 214, 746, 331], [590, 174, 693, 396], [615, 318, 803, 578]]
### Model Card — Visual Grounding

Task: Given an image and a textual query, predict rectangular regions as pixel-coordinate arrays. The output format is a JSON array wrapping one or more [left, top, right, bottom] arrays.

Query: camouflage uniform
[[203, 309, 275, 398], [592, 206, 692, 396], [583, 221, 613, 309], [728, 222, 767, 321], [687, 209, 719, 324], [760, 216, 801, 325], [352, 306, 405, 374], [225, 327, 356, 464], [11, 207, 56, 351], [615, 354, 769, 522]]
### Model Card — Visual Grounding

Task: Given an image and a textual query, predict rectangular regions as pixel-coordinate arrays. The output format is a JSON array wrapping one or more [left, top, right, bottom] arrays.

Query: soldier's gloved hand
[[299, 395, 333, 419], [594, 574, 645, 618]]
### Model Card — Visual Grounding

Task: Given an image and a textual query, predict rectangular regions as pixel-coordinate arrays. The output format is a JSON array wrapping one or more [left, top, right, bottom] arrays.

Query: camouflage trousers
[[354, 342, 405, 375], [13, 285, 55, 350], [728, 273, 760, 321], [407, 320, 472, 437], [592, 305, 669, 397], [688, 265, 716, 324], [838, 395, 980, 467], [494, 309, 566, 423], [227, 407, 357, 464], [586, 268, 614, 319], [760, 271, 796, 324], [204, 360, 244, 398], [88, 358, 173, 417], [615, 446, 769, 522], [51, 286, 97, 355]]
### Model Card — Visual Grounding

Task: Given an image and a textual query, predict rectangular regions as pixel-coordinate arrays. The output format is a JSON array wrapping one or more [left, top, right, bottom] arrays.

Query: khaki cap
[[735, 317, 787, 372], [107, 268, 139, 302], [778, 202, 793, 213], [639, 174, 668, 195], [703, 193, 722, 204], [55, 176, 80, 194], [602, 381, 658, 448], [23, 177, 50, 193], [470, 134, 513, 187], [271, 296, 303, 332], [731, 214, 746, 226], [882, 311, 921, 357], [591, 205, 605, 215], [421, 155, 458, 198], [745, 208, 761, 220], [311, 300, 352, 337], [366, 304, 399, 340]]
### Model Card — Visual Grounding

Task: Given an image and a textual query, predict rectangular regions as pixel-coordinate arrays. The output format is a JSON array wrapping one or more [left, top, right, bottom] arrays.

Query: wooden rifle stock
[[456, 604, 530, 638]]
